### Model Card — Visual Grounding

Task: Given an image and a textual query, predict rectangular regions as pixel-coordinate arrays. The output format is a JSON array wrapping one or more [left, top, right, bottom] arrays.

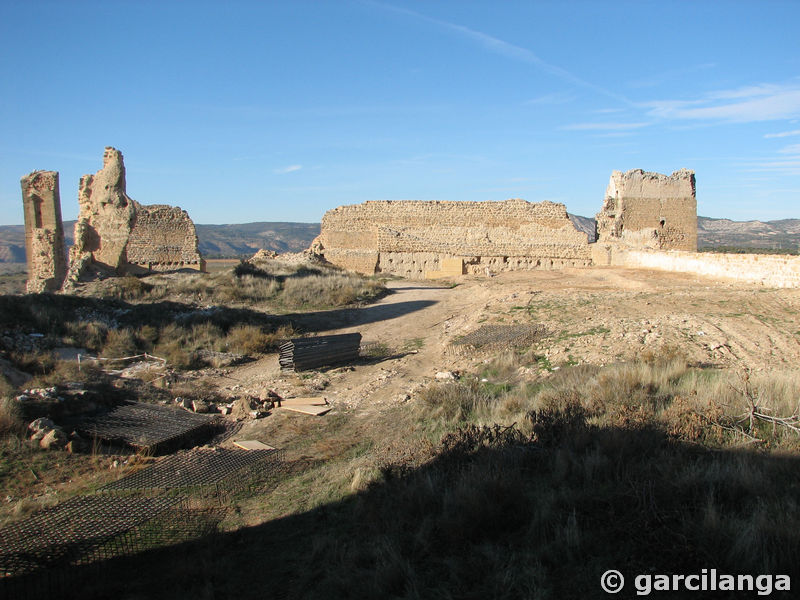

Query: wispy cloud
[[561, 122, 650, 131], [627, 62, 716, 89], [643, 83, 800, 122], [370, 1, 633, 106], [274, 164, 302, 174], [778, 144, 800, 155], [523, 92, 575, 106], [764, 129, 800, 138]]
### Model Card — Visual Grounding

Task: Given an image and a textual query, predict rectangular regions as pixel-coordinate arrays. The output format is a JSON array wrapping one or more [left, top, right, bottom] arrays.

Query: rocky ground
[[211, 266, 800, 446]]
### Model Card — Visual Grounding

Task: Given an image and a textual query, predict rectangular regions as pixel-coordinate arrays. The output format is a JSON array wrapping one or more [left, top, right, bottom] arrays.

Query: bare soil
[[213, 266, 800, 444]]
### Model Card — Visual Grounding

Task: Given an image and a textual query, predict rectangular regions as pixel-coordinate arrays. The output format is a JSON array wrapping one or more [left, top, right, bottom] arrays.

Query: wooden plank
[[278, 397, 328, 407], [279, 404, 332, 416], [233, 440, 276, 451]]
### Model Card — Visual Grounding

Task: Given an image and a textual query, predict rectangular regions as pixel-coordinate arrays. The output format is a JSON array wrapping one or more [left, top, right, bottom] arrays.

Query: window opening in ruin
[[660, 218, 666, 227], [34, 196, 44, 228]]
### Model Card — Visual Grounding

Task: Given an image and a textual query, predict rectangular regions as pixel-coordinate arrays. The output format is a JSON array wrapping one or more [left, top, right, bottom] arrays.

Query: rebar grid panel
[[0, 496, 227, 600], [452, 324, 549, 349], [0, 495, 180, 579], [75, 401, 217, 454], [99, 447, 285, 496]]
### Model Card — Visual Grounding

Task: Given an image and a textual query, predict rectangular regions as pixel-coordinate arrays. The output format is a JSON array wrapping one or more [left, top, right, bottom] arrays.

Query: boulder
[[40, 428, 67, 450]]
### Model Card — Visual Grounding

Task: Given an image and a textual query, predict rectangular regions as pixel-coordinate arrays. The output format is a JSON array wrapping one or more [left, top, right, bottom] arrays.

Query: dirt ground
[[214, 266, 800, 443]]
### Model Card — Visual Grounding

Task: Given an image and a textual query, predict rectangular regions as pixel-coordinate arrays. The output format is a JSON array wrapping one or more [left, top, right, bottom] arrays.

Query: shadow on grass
[[0, 293, 437, 338], [27, 424, 800, 600]]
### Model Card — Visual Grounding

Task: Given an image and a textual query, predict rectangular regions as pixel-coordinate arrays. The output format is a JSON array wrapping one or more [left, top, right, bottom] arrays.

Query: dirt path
[[214, 267, 800, 437]]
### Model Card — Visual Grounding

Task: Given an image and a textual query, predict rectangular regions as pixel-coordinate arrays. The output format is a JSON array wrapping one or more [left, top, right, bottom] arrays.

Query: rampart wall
[[318, 199, 591, 277], [126, 205, 205, 271]]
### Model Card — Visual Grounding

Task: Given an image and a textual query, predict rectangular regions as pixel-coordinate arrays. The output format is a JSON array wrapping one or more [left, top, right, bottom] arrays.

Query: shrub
[[101, 328, 140, 358]]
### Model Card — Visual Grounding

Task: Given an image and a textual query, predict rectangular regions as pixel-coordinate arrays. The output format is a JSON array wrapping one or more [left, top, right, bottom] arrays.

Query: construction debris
[[279, 333, 362, 371]]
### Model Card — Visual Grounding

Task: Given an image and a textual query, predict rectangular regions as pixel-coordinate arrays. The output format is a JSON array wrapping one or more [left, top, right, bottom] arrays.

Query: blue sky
[[2, 1, 799, 225]]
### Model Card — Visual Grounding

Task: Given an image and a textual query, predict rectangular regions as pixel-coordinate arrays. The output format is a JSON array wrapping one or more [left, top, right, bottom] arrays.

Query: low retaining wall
[[618, 249, 800, 288]]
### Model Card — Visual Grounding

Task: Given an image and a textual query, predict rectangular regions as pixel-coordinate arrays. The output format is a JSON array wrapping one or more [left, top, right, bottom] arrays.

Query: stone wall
[[596, 169, 697, 252], [20, 171, 67, 292], [318, 199, 591, 277], [126, 205, 205, 272], [66, 147, 204, 284], [614, 249, 800, 288]]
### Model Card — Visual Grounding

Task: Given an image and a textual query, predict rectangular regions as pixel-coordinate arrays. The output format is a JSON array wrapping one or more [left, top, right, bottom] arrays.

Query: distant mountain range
[[1, 217, 798, 264]]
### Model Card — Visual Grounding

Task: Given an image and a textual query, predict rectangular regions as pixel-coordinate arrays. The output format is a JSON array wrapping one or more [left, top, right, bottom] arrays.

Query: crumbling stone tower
[[20, 171, 67, 292], [595, 168, 697, 252]]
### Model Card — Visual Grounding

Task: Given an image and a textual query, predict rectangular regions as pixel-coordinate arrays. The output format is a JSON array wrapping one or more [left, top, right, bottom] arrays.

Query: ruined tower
[[595, 169, 697, 252], [21, 170, 67, 293], [66, 146, 204, 285]]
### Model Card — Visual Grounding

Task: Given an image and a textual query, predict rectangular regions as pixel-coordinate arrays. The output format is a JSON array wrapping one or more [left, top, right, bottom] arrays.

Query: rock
[[435, 371, 457, 380], [192, 400, 211, 413], [40, 428, 67, 450], [28, 417, 56, 435], [231, 397, 254, 420], [219, 405, 231, 416]]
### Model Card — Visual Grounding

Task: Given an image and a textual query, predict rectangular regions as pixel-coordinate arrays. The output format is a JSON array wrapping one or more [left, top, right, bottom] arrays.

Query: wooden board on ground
[[233, 440, 276, 451], [279, 404, 332, 416], [278, 397, 328, 407]]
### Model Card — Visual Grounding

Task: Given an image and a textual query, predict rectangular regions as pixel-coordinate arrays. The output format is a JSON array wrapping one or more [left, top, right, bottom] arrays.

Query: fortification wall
[[596, 169, 697, 251], [66, 147, 204, 285], [21, 171, 67, 292], [615, 249, 800, 288], [126, 205, 205, 271], [319, 199, 590, 276]]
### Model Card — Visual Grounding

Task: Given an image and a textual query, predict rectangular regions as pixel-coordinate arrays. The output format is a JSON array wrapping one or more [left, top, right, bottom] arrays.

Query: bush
[[101, 328, 140, 358]]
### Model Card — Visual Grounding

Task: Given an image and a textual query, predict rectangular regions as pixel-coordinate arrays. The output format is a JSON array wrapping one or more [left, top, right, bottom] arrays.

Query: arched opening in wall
[[33, 195, 44, 228], [659, 218, 666, 228]]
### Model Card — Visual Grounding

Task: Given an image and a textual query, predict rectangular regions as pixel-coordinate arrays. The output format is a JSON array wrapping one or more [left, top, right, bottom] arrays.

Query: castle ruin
[[20, 171, 67, 293], [595, 168, 697, 253], [22, 147, 205, 293], [315, 199, 591, 278]]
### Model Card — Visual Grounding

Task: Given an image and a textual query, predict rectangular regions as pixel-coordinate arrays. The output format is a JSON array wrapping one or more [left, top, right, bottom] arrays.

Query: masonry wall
[[126, 205, 205, 271], [596, 169, 697, 251], [66, 147, 205, 285], [21, 171, 67, 292], [615, 249, 800, 288], [319, 199, 591, 277]]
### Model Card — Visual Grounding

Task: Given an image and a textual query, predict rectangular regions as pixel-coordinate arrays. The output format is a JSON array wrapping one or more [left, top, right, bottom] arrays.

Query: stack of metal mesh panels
[[279, 333, 361, 371], [75, 401, 217, 454]]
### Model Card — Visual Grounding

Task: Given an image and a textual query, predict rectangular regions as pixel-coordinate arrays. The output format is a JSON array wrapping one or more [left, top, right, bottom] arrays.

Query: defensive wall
[[316, 199, 592, 278], [316, 167, 800, 288]]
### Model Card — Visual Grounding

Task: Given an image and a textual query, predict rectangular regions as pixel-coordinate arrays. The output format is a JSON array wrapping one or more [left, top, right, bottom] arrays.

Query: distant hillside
[[697, 216, 800, 251], [568, 213, 596, 242], [2, 216, 800, 263], [194, 222, 320, 257]]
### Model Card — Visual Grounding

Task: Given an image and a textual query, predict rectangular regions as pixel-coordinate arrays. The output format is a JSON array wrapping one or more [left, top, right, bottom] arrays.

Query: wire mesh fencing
[[99, 447, 286, 500], [73, 401, 218, 455], [0, 494, 226, 600], [451, 324, 549, 350]]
